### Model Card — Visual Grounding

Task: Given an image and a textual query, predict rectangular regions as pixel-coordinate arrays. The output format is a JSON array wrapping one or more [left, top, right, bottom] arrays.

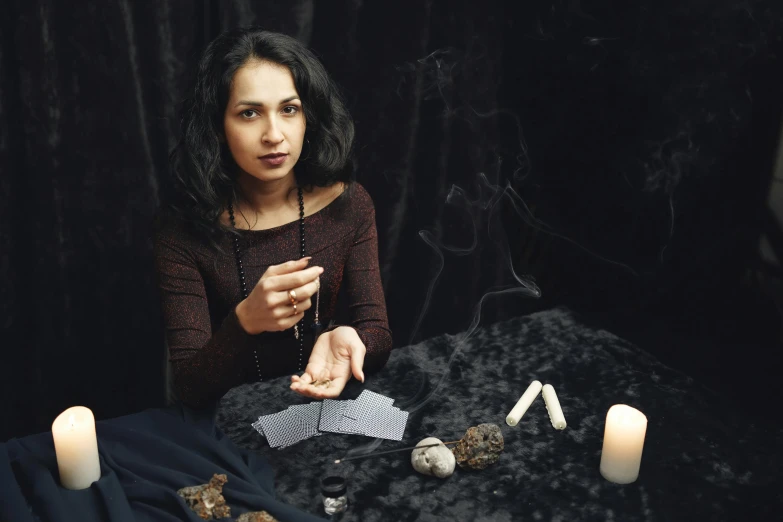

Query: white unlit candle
[[52, 406, 101, 490], [506, 380, 543, 426], [542, 384, 566, 430], [599, 404, 647, 484]]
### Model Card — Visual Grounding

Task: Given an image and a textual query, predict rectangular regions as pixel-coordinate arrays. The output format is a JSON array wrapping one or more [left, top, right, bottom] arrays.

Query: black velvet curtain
[[2, 0, 781, 440]]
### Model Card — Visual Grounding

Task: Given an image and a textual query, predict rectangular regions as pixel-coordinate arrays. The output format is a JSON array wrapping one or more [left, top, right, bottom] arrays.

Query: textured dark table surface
[[217, 307, 783, 521]]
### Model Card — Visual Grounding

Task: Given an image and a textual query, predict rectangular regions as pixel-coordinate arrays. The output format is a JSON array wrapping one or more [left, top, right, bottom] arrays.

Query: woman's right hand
[[235, 257, 323, 335]]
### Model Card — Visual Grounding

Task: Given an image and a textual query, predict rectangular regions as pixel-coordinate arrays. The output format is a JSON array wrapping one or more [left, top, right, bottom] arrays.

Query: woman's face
[[223, 59, 306, 183]]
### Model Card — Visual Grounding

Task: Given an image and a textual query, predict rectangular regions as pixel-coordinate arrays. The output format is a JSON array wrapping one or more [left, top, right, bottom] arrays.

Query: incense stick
[[334, 440, 460, 464]]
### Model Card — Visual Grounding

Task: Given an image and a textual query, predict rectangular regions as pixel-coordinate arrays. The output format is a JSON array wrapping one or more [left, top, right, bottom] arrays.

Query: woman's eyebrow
[[234, 96, 300, 108]]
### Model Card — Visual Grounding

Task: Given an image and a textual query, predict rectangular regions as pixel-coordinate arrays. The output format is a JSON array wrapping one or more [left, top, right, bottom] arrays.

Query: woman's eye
[[282, 106, 299, 115], [240, 109, 257, 119]]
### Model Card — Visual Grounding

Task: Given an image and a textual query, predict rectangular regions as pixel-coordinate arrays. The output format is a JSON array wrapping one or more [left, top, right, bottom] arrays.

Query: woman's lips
[[259, 153, 288, 166]]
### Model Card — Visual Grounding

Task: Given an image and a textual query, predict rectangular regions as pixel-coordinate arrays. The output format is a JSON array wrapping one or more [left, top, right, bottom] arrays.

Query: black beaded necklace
[[228, 186, 318, 379]]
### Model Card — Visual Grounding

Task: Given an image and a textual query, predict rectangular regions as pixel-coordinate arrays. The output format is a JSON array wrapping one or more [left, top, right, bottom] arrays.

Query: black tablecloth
[[1, 404, 326, 522], [217, 307, 783, 522]]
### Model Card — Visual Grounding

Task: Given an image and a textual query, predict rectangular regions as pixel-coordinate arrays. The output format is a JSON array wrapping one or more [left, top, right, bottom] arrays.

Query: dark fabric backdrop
[[1, 0, 781, 441]]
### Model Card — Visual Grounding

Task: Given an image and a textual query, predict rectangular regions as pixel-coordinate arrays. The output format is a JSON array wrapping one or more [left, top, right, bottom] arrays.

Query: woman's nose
[[262, 118, 284, 144]]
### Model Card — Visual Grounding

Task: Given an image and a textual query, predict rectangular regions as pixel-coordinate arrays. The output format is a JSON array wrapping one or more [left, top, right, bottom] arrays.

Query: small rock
[[237, 511, 280, 522], [177, 473, 231, 519], [452, 423, 504, 470], [411, 437, 456, 478]]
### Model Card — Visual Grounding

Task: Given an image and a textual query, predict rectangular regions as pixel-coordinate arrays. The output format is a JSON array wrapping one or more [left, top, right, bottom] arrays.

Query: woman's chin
[[239, 168, 295, 184]]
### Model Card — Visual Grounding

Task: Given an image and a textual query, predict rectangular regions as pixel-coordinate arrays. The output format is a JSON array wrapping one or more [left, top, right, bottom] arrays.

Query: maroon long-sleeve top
[[154, 182, 392, 407]]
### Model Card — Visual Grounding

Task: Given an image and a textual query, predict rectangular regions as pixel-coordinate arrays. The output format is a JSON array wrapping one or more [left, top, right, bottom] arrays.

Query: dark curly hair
[[160, 27, 355, 249]]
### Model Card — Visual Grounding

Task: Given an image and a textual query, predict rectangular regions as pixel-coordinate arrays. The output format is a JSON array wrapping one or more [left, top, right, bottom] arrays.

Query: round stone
[[411, 437, 456, 478]]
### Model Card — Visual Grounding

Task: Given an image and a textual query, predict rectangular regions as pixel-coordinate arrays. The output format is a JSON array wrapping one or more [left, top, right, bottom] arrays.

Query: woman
[[154, 28, 391, 408]]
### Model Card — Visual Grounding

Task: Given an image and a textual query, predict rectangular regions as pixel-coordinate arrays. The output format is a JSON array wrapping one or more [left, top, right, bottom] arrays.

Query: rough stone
[[177, 473, 231, 520], [411, 437, 456, 478], [451, 423, 505, 470], [236, 511, 280, 522]]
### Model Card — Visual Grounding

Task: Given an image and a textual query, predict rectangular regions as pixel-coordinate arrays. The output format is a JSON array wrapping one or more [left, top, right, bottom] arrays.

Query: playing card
[[288, 402, 322, 438], [344, 390, 395, 420], [336, 409, 364, 435], [251, 392, 408, 446], [251, 419, 265, 438], [257, 409, 308, 448], [355, 399, 394, 434], [318, 399, 351, 433], [363, 406, 409, 441]]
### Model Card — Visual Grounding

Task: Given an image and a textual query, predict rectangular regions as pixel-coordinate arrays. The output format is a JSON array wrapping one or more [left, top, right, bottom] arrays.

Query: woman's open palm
[[290, 326, 366, 399]]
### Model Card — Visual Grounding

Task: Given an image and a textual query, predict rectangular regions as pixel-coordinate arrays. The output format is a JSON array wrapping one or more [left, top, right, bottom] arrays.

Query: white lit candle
[[599, 404, 647, 484], [506, 380, 542, 426], [52, 406, 101, 490]]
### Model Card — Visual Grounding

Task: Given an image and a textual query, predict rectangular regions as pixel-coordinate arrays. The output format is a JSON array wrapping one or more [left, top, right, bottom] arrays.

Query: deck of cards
[[251, 390, 409, 449]]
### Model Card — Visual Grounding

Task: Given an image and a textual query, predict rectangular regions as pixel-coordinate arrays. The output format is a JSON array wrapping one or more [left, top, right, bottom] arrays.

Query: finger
[[276, 312, 305, 331], [290, 382, 315, 397], [270, 297, 312, 317], [263, 257, 312, 277], [287, 279, 320, 302], [271, 299, 312, 319], [268, 267, 323, 293], [265, 266, 324, 291], [351, 345, 366, 383], [267, 285, 313, 309]]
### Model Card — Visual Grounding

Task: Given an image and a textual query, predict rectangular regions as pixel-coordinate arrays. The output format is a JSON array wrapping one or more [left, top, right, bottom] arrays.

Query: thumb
[[350, 346, 366, 383]]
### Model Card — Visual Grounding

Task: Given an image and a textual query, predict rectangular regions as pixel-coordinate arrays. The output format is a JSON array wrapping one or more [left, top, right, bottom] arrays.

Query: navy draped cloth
[[0, 404, 326, 522]]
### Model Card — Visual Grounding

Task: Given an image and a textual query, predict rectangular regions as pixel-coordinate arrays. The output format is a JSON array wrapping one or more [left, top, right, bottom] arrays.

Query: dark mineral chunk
[[177, 473, 231, 520], [451, 423, 504, 470]]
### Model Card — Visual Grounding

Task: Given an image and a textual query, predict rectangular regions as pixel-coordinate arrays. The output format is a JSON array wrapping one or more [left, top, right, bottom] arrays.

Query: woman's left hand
[[290, 326, 366, 398]]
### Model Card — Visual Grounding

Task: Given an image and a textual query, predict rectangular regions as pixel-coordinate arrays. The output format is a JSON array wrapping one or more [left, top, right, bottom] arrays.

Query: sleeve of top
[[154, 231, 255, 408], [340, 203, 393, 373]]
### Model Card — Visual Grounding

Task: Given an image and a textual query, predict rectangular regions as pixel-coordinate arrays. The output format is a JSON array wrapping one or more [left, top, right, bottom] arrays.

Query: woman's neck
[[236, 171, 298, 216]]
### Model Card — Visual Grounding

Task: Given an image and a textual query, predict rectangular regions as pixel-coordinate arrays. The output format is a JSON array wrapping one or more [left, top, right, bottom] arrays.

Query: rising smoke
[[340, 39, 644, 459], [338, 0, 780, 463]]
